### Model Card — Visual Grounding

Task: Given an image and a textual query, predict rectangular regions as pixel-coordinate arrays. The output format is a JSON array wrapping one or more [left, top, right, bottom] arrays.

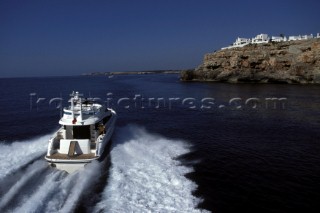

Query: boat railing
[[63, 105, 101, 114], [57, 131, 64, 140]]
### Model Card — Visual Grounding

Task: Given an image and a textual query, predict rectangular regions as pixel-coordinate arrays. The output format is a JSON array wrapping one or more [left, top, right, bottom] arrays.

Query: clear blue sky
[[1, 0, 319, 77]]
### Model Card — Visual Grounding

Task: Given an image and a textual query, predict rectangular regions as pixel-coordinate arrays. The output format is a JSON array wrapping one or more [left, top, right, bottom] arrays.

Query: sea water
[[0, 74, 319, 212]]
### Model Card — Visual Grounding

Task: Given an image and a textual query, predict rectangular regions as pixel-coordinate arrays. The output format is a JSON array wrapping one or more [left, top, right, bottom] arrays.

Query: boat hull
[[45, 109, 116, 173], [49, 161, 89, 173]]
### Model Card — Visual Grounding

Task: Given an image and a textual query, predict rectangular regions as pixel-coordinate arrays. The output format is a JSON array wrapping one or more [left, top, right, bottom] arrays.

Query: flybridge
[[222, 32, 320, 50], [60, 91, 104, 125]]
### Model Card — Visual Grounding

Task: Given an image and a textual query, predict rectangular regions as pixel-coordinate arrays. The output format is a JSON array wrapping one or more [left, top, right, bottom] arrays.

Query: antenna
[[60, 92, 63, 118]]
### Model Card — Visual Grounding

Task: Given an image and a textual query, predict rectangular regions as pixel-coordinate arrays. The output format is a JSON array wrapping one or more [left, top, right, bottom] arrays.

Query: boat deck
[[46, 153, 96, 160]]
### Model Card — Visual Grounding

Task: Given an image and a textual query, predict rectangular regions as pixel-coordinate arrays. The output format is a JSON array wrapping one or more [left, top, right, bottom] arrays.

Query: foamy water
[[0, 126, 209, 212], [42, 161, 101, 213], [0, 160, 102, 213], [0, 134, 50, 179], [0, 133, 102, 213], [94, 126, 208, 213]]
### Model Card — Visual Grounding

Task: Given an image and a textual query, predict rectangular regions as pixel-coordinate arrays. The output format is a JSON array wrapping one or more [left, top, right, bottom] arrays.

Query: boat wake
[[0, 134, 49, 179], [94, 125, 208, 213], [0, 135, 103, 213], [0, 126, 209, 213]]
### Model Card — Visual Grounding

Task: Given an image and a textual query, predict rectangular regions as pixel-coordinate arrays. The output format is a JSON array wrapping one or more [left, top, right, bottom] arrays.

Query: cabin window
[[73, 125, 91, 139]]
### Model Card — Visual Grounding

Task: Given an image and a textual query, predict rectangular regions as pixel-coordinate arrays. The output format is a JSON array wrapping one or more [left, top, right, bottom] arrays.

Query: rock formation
[[181, 38, 320, 84]]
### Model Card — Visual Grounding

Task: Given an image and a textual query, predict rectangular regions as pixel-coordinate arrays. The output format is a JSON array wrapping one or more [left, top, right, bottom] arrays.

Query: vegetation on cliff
[[181, 38, 320, 84]]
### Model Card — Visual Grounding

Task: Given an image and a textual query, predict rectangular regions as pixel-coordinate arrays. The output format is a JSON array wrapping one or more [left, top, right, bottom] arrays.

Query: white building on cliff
[[271, 36, 287, 42], [251, 34, 269, 44], [221, 37, 251, 49], [222, 32, 319, 50], [288, 34, 313, 41], [233, 37, 251, 47]]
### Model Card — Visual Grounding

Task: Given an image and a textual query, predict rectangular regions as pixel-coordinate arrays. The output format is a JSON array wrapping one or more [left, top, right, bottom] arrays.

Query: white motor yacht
[[45, 91, 116, 173]]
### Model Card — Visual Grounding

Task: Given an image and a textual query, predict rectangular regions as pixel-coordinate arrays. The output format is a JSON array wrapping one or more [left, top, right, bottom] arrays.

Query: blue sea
[[0, 74, 319, 213]]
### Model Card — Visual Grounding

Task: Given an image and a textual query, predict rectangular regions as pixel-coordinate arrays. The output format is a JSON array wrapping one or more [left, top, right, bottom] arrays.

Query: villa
[[221, 37, 251, 50], [288, 34, 313, 41], [234, 37, 251, 46], [221, 37, 251, 49], [251, 34, 269, 44], [271, 36, 287, 42]]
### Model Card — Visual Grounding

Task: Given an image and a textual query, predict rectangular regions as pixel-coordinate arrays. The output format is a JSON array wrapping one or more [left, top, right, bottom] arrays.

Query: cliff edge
[[181, 38, 320, 84]]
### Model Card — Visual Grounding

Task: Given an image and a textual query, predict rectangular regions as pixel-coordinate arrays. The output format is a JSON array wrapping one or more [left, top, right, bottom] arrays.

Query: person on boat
[[98, 123, 105, 134]]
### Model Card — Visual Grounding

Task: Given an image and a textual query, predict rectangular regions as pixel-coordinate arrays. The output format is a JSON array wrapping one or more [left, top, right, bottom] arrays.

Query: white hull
[[52, 162, 88, 173]]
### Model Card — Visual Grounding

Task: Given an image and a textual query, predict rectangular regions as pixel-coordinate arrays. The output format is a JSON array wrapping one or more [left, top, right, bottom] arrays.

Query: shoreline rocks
[[181, 38, 320, 84]]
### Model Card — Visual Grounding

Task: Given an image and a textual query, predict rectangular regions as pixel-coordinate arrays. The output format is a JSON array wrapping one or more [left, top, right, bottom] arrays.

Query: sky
[[0, 0, 320, 77]]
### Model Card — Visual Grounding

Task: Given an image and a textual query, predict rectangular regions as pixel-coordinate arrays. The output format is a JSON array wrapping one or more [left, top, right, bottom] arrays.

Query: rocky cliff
[[181, 38, 320, 84]]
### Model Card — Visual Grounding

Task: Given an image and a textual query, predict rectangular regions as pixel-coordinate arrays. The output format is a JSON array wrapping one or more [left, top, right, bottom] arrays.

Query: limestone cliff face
[[181, 38, 320, 84]]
